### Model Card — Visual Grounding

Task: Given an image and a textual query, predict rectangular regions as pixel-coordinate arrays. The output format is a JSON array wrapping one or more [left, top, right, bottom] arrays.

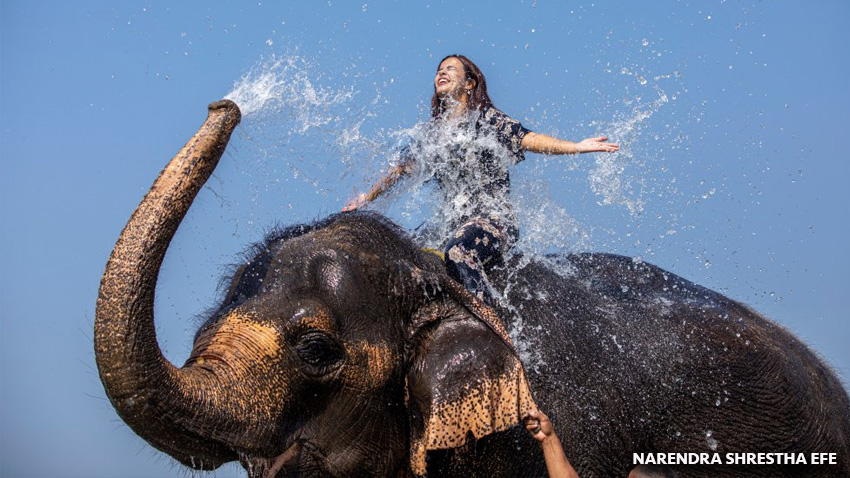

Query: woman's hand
[[342, 193, 368, 212], [576, 136, 619, 153]]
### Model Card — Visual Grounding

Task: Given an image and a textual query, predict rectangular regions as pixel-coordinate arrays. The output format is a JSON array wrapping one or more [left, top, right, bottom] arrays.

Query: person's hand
[[342, 193, 368, 212], [576, 136, 619, 153], [524, 409, 556, 443], [526, 409, 580, 478]]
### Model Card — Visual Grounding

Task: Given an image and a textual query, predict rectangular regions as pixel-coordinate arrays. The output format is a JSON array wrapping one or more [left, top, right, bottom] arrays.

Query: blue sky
[[1, 1, 848, 477]]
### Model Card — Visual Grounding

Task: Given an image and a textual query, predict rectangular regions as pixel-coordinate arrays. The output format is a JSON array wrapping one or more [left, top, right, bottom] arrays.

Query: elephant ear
[[405, 278, 537, 477]]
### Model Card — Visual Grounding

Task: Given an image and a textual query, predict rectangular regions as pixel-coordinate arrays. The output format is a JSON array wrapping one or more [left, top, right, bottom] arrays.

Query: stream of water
[[223, 51, 681, 366]]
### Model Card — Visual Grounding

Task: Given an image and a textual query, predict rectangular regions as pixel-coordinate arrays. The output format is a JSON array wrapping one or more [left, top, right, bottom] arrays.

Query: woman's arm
[[525, 410, 580, 478], [521, 132, 619, 155], [342, 162, 409, 211]]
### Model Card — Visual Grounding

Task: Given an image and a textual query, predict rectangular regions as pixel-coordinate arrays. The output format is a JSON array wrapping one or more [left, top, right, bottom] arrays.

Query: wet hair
[[431, 54, 494, 119]]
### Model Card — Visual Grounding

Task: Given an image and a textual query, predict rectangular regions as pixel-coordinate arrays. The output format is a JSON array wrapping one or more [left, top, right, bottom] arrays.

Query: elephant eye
[[295, 332, 343, 370]]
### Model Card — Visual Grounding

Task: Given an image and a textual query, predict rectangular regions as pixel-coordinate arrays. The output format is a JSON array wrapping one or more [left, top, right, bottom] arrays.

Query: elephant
[[95, 99, 850, 478]]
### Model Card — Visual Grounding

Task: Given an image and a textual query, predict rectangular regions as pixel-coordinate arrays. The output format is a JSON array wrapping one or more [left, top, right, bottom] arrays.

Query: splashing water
[[216, 53, 393, 227], [218, 53, 677, 368], [221, 51, 671, 242], [589, 88, 670, 216], [225, 55, 354, 132]]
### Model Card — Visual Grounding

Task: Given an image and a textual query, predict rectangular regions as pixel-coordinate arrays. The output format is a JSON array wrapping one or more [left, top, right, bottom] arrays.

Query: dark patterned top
[[403, 106, 531, 233]]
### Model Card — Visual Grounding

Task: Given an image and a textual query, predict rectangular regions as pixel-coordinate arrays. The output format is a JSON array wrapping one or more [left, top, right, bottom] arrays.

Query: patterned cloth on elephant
[[402, 106, 531, 303]]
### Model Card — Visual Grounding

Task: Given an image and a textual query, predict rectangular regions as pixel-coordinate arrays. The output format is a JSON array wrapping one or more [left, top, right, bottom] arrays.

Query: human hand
[[342, 193, 368, 212], [524, 409, 556, 443], [576, 136, 619, 153]]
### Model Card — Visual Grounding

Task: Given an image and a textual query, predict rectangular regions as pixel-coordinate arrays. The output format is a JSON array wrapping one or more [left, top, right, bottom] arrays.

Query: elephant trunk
[[95, 100, 242, 470]]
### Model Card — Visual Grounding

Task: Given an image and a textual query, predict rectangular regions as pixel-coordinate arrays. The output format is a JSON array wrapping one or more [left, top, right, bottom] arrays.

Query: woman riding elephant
[[344, 54, 619, 303], [96, 99, 850, 477]]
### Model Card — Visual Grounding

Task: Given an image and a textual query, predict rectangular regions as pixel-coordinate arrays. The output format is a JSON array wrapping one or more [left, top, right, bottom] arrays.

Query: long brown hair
[[430, 54, 494, 119]]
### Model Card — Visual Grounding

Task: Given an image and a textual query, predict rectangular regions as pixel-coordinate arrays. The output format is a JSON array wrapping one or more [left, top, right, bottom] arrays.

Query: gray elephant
[[95, 100, 850, 477]]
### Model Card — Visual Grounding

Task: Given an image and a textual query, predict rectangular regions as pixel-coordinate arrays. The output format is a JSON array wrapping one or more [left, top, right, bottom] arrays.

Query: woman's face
[[435, 57, 473, 99]]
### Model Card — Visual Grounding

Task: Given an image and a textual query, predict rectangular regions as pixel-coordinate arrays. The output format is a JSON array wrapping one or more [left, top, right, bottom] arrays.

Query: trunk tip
[[208, 99, 242, 123]]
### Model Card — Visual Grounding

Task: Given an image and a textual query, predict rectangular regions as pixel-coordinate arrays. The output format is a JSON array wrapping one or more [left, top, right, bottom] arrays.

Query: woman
[[344, 54, 619, 303]]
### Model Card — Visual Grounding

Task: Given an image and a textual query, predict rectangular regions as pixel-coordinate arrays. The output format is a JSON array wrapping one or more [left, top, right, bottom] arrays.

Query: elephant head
[[95, 100, 535, 477]]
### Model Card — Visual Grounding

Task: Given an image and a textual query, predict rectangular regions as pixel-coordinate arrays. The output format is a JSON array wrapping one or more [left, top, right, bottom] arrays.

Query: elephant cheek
[[356, 341, 396, 388]]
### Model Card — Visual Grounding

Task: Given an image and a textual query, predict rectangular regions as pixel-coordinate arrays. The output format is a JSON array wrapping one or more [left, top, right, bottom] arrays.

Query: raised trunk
[[95, 100, 242, 469]]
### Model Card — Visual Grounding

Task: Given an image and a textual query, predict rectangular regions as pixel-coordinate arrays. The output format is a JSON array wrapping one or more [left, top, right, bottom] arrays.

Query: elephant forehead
[[283, 232, 383, 268], [273, 243, 370, 290]]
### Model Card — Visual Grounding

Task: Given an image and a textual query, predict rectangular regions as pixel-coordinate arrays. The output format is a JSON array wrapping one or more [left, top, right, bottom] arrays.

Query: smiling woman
[[344, 54, 620, 304]]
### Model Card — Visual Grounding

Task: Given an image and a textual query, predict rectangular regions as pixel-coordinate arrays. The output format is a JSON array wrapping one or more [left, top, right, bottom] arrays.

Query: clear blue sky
[[2, 1, 848, 477]]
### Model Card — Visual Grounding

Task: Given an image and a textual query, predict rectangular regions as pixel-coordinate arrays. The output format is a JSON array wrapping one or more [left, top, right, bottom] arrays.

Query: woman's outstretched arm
[[342, 162, 410, 211], [521, 132, 619, 155]]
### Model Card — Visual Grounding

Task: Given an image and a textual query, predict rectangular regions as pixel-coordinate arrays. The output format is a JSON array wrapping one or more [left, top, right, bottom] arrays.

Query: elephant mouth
[[244, 440, 341, 478], [264, 442, 302, 478], [242, 441, 301, 478]]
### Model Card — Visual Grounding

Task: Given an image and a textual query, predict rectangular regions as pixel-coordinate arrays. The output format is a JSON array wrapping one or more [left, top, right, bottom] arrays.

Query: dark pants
[[443, 216, 517, 305]]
